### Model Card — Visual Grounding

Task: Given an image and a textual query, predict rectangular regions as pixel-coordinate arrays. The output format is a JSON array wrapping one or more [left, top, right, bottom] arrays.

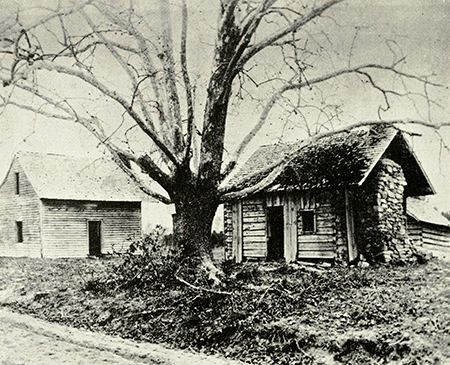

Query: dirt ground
[[0, 307, 244, 365]]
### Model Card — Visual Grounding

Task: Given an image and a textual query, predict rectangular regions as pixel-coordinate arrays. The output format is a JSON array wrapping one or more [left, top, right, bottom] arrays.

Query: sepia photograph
[[0, 0, 449, 364]]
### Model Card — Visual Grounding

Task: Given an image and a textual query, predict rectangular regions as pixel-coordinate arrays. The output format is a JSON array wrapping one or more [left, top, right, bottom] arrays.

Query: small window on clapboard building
[[16, 221, 23, 243]]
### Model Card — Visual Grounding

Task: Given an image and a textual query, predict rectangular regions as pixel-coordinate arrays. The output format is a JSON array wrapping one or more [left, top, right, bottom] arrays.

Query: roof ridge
[[17, 150, 102, 161], [253, 125, 384, 153]]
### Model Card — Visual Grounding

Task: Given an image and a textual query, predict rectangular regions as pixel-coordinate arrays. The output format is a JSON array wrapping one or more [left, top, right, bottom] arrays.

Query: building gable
[[381, 134, 434, 196], [0, 157, 38, 199], [0, 157, 42, 257]]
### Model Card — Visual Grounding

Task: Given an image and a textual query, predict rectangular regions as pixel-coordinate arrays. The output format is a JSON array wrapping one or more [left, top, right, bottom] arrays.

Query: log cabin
[[0, 152, 145, 258], [223, 126, 435, 264], [407, 197, 450, 259]]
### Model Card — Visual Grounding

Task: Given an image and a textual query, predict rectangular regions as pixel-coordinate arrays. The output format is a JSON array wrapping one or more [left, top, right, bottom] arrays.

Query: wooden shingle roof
[[407, 198, 450, 227], [225, 126, 434, 197], [8, 152, 147, 202]]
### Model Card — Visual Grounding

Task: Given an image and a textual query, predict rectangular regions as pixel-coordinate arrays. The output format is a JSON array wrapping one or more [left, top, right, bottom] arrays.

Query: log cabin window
[[16, 221, 23, 243], [300, 210, 316, 233], [15, 173, 20, 195]]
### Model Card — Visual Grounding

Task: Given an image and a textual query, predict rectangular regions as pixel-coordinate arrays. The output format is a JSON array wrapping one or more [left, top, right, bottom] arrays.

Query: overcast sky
[[0, 0, 449, 212]]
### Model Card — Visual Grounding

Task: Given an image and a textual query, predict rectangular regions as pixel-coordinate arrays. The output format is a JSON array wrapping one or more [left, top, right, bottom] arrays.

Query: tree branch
[[76, 116, 173, 204], [80, 9, 158, 135], [28, 61, 180, 167], [223, 63, 442, 177], [239, 0, 345, 66], [0, 98, 72, 121], [0, 77, 172, 203], [92, 3, 171, 147], [159, 0, 183, 154], [19, 1, 94, 32], [181, 0, 195, 165]]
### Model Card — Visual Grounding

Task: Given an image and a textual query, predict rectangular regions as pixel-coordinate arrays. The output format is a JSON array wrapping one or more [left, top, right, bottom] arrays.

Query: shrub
[[85, 226, 181, 293]]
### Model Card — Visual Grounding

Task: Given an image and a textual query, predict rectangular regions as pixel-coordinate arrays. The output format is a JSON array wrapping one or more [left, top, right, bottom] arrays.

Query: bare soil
[[0, 306, 243, 365]]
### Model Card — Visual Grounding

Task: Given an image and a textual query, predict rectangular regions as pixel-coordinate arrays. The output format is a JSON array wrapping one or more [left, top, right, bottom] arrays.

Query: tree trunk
[[171, 186, 223, 285]]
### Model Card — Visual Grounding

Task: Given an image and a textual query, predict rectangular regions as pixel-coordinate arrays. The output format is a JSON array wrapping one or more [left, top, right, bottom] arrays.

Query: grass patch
[[1, 257, 449, 364]]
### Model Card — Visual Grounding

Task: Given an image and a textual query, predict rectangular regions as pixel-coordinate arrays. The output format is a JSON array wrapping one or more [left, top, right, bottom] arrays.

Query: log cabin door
[[88, 221, 102, 256], [267, 207, 284, 261]]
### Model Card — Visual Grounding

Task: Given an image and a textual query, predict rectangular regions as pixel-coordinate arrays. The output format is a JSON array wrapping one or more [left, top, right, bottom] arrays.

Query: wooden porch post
[[284, 195, 298, 263], [345, 190, 358, 262], [232, 200, 243, 263]]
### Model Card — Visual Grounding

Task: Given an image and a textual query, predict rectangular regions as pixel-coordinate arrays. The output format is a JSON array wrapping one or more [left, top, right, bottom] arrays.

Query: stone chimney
[[355, 158, 416, 263]]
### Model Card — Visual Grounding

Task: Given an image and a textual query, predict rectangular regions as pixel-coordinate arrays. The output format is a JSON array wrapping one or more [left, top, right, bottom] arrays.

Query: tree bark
[[170, 180, 223, 284]]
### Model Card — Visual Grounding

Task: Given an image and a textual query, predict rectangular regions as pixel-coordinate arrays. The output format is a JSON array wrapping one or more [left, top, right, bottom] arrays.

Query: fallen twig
[[175, 275, 232, 295], [296, 339, 317, 363]]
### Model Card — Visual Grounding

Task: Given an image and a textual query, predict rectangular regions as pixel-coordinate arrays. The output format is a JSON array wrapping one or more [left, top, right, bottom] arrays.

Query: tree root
[[200, 254, 225, 287]]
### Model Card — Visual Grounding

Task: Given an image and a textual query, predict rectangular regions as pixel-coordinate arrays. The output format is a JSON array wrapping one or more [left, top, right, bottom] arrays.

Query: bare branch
[[15, 1, 93, 33], [0, 76, 172, 203], [76, 116, 173, 204], [79, 9, 158, 135], [239, 0, 345, 66], [159, 0, 183, 153], [26, 61, 180, 166], [221, 0, 278, 85], [92, 3, 170, 138], [224, 63, 442, 175], [0, 98, 71, 121], [181, 0, 195, 164]]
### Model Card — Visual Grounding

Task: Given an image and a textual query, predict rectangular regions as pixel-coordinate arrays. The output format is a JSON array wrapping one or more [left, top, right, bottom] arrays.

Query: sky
[[0, 0, 449, 228]]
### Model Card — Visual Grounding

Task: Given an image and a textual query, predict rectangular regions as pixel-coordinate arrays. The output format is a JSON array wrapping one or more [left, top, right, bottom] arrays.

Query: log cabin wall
[[407, 218, 450, 258], [242, 197, 266, 259], [296, 191, 340, 260], [0, 159, 42, 257], [421, 224, 450, 257], [225, 190, 347, 262], [224, 196, 267, 261], [41, 200, 141, 258], [406, 219, 422, 248]]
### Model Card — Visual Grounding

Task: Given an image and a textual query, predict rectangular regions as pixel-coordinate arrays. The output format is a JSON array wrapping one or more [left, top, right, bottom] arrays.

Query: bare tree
[[0, 0, 447, 281]]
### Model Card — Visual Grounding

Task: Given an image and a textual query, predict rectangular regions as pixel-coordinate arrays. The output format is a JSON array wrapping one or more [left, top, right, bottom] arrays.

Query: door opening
[[267, 207, 284, 261], [88, 221, 102, 256]]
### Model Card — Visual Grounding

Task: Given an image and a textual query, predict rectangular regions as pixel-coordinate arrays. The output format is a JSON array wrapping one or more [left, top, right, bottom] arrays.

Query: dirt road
[[0, 308, 244, 365]]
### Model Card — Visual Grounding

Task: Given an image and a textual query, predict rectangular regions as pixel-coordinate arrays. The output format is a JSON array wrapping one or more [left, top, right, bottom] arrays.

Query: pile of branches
[[82, 257, 416, 364]]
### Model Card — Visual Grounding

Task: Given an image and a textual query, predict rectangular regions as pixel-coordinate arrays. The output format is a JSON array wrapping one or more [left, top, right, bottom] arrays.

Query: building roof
[[224, 125, 434, 198], [3, 152, 147, 202], [407, 198, 450, 227]]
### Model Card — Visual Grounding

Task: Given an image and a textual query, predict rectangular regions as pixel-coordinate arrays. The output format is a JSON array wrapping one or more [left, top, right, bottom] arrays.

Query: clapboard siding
[[41, 200, 141, 258], [0, 159, 42, 257], [242, 197, 266, 258], [297, 191, 337, 259]]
